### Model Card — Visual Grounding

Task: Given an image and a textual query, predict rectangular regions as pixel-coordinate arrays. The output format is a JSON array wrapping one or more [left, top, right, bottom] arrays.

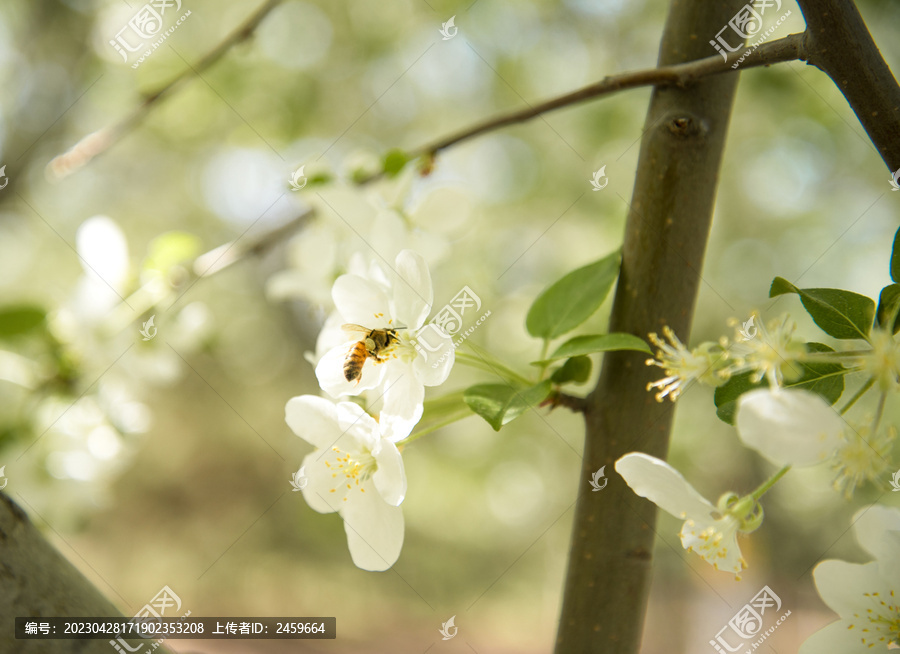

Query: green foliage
[[550, 356, 592, 385], [525, 251, 620, 340], [875, 284, 900, 334], [891, 226, 900, 282], [308, 171, 334, 187], [0, 305, 46, 339], [770, 277, 874, 340], [382, 149, 410, 178], [463, 380, 553, 431], [534, 333, 650, 364], [713, 343, 845, 424]]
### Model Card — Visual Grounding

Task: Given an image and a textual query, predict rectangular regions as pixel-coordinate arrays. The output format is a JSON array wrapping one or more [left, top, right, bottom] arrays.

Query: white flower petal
[[812, 560, 887, 618], [285, 395, 340, 450], [76, 216, 130, 291], [315, 343, 388, 398], [411, 327, 455, 386], [379, 366, 425, 433], [372, 439, 406, 506], [332, 274, 391, 328], [299, 451, 348, 514], [312, 311, 349, 361], [615, 452, 717, 520], [798, 619, 872, 654], [341, 485, 405, 571], [335, 401, 380, 452], [390, 250, 432, 330], [736, 388, 844, 466], [679, 514, 745, 576], [853, 505, 900, 571]]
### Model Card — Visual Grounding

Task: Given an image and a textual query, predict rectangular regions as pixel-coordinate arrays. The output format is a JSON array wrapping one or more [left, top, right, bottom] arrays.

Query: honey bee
[[342, 324, 403, 383]]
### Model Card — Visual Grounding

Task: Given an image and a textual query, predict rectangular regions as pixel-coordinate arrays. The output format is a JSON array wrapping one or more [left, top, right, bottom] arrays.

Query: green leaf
[[769, 276, 874, 340], [525, 251, 620, 340], [382, 149, 409, 178], [463, 381, 553, 431], [713, 342, 845, 424], [308, 172, 333, 187], [0, 305, 46, 338], [891, 226, 900, 282], [551, 356, 592, 384], [876, 284, 900, 334], [536, 333, 650, 363]]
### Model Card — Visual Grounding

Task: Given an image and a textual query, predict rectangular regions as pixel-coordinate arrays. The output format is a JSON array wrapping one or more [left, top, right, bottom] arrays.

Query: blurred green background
[[1, 0, 899, 651]]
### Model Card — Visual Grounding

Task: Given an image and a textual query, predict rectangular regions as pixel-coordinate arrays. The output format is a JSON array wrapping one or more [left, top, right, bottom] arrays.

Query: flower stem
[[750, 465, 791, 501], [454, 350, 532, 387], [537, 338, 551, 381], [840, 377, 875, 414], [396, 410, 471, 446], [873, 390, 888, 431]]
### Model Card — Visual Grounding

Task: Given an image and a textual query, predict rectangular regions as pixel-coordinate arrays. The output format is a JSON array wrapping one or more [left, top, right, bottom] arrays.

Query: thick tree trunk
[[0, 492, 171, 654], [554, 1, 746, 651]]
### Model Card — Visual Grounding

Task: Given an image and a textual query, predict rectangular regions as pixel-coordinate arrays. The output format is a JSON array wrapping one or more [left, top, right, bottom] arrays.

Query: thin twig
[[541, 391, 589, 414], [408, 32, 806, 160], [194, 32, 807, 271], [192, 208, 314, 277], [47, 0, 285, 180], [351, 32, 806, 186]]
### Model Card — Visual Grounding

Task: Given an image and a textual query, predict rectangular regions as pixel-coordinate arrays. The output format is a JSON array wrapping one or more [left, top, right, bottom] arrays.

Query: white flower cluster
[[618, 311, 900, 579], [1, 215, 211, 521], [645, 312, 805, 402], [285, 248, 455, 570], [274, 167, 482, 570]]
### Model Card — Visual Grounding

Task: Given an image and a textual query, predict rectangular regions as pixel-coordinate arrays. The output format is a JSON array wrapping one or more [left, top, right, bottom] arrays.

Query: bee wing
[[341, 324, 371, 335]]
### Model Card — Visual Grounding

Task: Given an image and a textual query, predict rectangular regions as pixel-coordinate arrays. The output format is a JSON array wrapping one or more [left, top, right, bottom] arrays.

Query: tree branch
[[0, 492, 173, 653], [47, 0, 284, 180], [406, 32, 805, 161], [554, 0, 747, 651], [796, 0, 900, 170], [191, 208, 314, 277], [541, 391, 589, 414]]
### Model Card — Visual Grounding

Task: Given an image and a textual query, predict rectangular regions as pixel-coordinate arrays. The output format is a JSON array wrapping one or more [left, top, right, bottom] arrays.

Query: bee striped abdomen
[[343, 341, 369, 383]]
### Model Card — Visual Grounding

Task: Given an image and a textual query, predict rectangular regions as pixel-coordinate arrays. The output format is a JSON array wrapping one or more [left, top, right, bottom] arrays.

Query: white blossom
[[615, 453, 749, 577], [800, 506, 900, 653], [314, 249, 453, 435], [285, 395, 408, 571], [736, 388, 844, 466]]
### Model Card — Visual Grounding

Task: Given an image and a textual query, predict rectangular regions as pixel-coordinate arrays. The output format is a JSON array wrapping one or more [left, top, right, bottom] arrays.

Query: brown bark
[[0, 492, 171, 654], [554, 1, 746, 651], [797, 0, 900, 170]]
